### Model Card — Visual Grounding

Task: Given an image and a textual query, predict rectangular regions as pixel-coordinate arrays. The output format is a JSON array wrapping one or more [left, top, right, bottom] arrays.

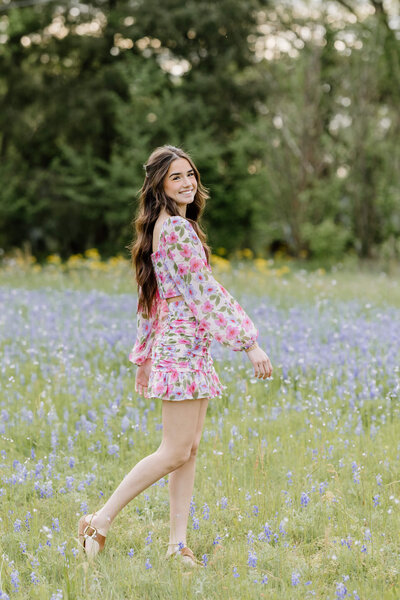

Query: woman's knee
[[189, 439, 200, 459], [158, 445, 192, 470]]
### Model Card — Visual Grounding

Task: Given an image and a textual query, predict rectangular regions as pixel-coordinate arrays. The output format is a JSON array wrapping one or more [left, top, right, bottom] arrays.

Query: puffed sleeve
[[128, 287, 167, 366], [162, 216, 258, 351]]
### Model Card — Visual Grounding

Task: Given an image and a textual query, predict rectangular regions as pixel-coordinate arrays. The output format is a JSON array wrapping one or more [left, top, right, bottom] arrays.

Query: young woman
[[78, 145, 273, 566]]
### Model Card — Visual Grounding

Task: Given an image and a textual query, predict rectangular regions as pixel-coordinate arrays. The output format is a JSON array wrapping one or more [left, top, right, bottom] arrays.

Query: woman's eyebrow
[[169, 169, 194, 178]]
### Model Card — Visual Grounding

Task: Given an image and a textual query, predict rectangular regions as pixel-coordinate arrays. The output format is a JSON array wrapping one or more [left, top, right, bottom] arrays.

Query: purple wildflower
[[10, 570, 19, 593], [301, 492, 310, 507], [247, 550, 257, 568], [336, 582, 347, 598], [13, 519, 22, 532], [213, 535, 221, 546], [291, 571, 300, 586]]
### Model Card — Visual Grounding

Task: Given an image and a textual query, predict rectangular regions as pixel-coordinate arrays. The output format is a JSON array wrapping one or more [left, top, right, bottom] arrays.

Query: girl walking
[[78, 145, 273, 565]]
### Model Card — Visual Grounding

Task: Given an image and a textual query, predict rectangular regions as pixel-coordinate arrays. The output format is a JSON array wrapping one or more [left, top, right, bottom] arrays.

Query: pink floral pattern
[[129, 215, 258, 400], [146, 299, 224, 401]]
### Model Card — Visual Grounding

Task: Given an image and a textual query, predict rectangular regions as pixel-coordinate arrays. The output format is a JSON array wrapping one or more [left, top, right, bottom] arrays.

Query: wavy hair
[[128, 145, 211, 317]]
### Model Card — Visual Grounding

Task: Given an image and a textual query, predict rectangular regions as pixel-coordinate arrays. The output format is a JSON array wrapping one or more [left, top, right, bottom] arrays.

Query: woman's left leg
[[166, 397, 209, 556]]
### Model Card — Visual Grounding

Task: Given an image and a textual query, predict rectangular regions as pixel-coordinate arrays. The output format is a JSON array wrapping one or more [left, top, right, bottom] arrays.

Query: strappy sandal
[[167, 544, 203, 567], [78, 515, 107, 559]]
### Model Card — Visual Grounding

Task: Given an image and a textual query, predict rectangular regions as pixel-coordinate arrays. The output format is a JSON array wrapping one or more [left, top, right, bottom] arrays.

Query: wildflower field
[[1, 252, 400, 599]]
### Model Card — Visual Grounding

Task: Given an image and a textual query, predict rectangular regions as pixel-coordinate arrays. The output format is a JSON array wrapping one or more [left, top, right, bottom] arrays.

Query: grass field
[[1, 254, 399, 599]]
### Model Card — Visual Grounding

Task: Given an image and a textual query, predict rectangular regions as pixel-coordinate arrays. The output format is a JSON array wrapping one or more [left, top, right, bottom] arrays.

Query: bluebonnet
[[336, 582, 347, 598], [52, 517, 60, 532], [13, 519, 22, 532], [213, 535, 221, 546], [291, 571, 300, 586], [247, 530, 255, 545], [247, 550, 257, 568], [57, 542, 67, 556], [219, 496, 228, 509], [189, 497, 196, 516], [233, 566, 239, 578], [301, 492, 310, 507], [10, 570, 19, 592], [107, 444, 119, 457], [351, 462, 360, 484], [25, 511, 32, 530], [364, 528, 371, 541], [263, 523, 272, 542]]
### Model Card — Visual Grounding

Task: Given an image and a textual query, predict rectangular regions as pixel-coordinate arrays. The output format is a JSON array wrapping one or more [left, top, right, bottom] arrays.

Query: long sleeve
[[128, 287, 167, 366], [162, 216, 258, 351]]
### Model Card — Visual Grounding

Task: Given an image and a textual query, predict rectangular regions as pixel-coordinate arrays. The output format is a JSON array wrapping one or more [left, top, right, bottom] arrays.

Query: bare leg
[[83, 399, 204, 543], [166, 398, 209, 557]]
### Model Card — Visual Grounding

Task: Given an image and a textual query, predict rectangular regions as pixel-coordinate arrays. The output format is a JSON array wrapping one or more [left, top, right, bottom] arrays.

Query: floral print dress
[[129, 215, 258, 401]]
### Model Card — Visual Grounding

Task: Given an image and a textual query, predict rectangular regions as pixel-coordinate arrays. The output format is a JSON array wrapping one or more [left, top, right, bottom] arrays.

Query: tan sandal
[[78, 515, 107, 559], [167, 544, 203, 567]]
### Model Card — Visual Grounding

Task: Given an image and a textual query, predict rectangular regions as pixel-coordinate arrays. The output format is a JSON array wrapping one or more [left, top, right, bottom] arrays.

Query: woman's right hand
[[135, 357, 152, 398], [245, 344, 273, 379]]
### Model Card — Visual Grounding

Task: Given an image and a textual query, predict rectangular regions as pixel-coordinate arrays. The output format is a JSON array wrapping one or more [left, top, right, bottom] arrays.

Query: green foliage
[[302, 219, 351, 261], [0, 0, 399, 260]]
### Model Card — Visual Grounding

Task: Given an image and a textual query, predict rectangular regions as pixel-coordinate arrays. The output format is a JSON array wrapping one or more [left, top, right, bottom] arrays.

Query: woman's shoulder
[[162, 215, 197, 242]]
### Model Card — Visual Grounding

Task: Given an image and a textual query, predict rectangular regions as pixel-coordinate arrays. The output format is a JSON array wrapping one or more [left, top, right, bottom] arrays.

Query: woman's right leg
[[83, 398, 204, 537]]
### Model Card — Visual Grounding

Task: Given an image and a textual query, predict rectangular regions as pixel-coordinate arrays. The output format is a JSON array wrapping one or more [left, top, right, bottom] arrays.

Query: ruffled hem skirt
[[147, 299, 224, 401]]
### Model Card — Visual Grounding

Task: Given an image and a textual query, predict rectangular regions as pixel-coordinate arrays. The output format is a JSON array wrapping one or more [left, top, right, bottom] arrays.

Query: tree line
[[0, 0, 399, 261]]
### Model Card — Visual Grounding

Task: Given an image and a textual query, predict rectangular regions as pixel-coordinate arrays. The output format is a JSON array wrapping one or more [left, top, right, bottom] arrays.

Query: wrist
[[244, 341, 258, 353]]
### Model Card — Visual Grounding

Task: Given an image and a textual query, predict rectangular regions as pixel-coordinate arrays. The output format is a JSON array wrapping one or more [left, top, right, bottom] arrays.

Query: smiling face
[[163, 158, 198, 215]]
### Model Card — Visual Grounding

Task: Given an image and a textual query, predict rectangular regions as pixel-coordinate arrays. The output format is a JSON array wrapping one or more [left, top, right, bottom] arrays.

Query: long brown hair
[[128, 145, 211, 317]]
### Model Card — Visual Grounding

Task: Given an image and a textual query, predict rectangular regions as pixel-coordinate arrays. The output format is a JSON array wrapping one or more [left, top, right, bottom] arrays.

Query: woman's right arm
[[128, 287, 166, 366]]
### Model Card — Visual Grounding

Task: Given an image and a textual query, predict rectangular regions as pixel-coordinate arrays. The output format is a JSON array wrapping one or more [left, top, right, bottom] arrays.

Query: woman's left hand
[[135, 357, 152, 398]]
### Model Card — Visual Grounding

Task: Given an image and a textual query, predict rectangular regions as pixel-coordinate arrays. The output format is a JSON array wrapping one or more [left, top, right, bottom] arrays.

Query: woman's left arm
[[162, 217, 258, 352]]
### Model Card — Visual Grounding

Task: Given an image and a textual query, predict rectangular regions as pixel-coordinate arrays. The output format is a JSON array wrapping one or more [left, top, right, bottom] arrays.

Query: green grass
[[0, 263, 399, 599]]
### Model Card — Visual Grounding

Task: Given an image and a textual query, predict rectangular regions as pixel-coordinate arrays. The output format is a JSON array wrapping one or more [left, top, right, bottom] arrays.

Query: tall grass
[[0, 256, 399, 599]]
